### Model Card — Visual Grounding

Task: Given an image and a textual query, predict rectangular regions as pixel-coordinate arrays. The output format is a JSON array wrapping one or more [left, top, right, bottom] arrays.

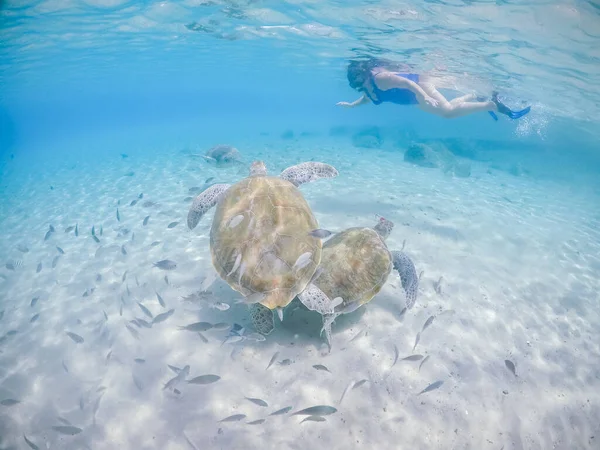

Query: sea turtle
[[187, 160, 339, 335], [297, 217, 419, 350], [202, 144, 244, 168]]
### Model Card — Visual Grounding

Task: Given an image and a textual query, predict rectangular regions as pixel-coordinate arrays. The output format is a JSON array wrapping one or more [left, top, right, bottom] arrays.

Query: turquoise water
[[1, 1, 600, 449]]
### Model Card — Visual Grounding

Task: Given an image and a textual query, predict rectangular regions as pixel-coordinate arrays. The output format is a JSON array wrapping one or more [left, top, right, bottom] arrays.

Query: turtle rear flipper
[[279, 162, 339, 187], [187, 183, 231, 229], [391, 251, 419, 309], [250, 303, 274, 335]]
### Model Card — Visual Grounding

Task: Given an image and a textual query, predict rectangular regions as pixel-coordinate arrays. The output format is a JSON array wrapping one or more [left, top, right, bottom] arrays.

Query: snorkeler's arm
[[336, 94, 371, 108]]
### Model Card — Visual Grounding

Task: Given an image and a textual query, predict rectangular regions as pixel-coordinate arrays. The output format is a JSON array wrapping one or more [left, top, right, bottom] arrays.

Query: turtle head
[[249, 160, 267, 177], [374, 216, 394, 240]]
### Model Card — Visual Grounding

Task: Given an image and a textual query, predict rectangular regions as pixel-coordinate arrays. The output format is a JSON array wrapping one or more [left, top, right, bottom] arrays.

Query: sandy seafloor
[[0, 132, 599, 450]]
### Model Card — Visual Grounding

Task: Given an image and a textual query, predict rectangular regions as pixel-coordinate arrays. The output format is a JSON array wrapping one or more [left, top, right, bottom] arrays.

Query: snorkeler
[[337, 58, 530, 120]]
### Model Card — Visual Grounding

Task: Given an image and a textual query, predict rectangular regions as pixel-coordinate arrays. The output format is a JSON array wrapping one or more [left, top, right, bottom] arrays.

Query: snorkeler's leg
[[449, 93, 477, 105], [418, 82, 452, 108]]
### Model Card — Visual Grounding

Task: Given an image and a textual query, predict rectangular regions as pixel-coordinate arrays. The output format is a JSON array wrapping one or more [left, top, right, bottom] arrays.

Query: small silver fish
[[44, 230, 53, 241], [75, 224, 78, 236], [246, 397, 268, 407], [391, 344, 399, 368], [30, 313, 40, 323], [167, 221, 179, 228], [153, 259, 177, 270], [23, 434, 40, 450], [312, 364, 330, 372], [31, 296, 39, 307], [137, 302, 153, 319], [402, 354, 424, 362], [138, 192, 143, 199], [350, 328, 366, 342], [116, 208, 121, 221], [155, 291, 165, 307], [91, 225, 95, 236], [266, 352, 280, 370], [247, 419, 266, 425], [308, 229, 333, 239], [198, 332, 209, 343], [505, 359, 517, 377], [292, 251, 312, 271], [121, 245, 127, 255], [279, 359, 293, 366], [228, 253, 242, 276], [223, 335, 244, 344], [150, 240, 160, 247], [130, 199, 138, 206], [36, 262, 42, 273], [92, 235, 100, 243], [301, 415, 326, 423], [219, 414, 246, 423], [100, 225, 103, 236], [152, 309, 174, 324], [17, 244, 29, 252], [212, 322, 230, 331], [163, 365, 190, 391], [56, 246, 65, 254], [353, 379, 368, 389], [210, 302, 230, 311], [270, 406, 292, 416], [143, 215, 150, 226], [136, 318, 153, 328], [422, 315, 435, 332], [244, 332, 266, 342], [132, 373, 144, 391], [418, 355, 430, 372], [187, 374, 221, 385], [228, 214, 244, 228], [412, 332, 421, 351], [51, 425, 83, 435], [62, 360, 69, 373], [417, 380, 444, 395], [291, 405, 337, 416], [66, 331, 84, 343], [205, 176, 214, 183], [179, 321, 213, 332], [0, 398, 20, 406], [125, 324, 140, 339]]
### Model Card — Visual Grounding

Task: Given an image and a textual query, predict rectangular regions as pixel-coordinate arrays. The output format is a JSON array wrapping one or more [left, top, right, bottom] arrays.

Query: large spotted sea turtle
[[298, 217, 419, 350], [187, 160, 339, 335]]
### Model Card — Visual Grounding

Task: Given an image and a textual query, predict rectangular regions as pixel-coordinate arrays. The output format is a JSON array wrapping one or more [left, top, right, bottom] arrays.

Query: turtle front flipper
[[391, 250, 419, 309], [250, 303, 275, 335], [279, 162, 339, 187], [298, 283, 341, 352], [297, 283, 338, 315], [187, 183, 231, 229]]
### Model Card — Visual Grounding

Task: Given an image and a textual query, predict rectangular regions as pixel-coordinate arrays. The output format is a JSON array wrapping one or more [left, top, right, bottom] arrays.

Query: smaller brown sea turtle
[[297, 217, 419, 350], [187, 160, 339, 335]]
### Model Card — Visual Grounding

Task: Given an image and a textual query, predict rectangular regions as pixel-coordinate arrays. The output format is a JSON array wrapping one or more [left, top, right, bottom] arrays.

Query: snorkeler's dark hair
[[346, 57, 411, 90]]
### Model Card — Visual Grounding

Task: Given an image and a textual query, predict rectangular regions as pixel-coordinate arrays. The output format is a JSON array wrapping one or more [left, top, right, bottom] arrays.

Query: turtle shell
[[210, 175, 321, 310], [315, 227, 392, 306]]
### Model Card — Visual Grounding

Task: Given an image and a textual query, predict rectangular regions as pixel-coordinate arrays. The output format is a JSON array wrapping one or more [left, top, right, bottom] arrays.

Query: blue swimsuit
[[364, 73, 420, 105]]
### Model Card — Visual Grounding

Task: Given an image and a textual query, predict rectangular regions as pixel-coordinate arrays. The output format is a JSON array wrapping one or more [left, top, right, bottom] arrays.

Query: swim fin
[[488, 111, 498, 121], [492, 92, 531, 119]]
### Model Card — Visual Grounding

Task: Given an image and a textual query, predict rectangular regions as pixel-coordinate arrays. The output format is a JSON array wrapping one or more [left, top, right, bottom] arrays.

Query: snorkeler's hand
[[424, 96, 439, 108], [336, 101, 353, 108]]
